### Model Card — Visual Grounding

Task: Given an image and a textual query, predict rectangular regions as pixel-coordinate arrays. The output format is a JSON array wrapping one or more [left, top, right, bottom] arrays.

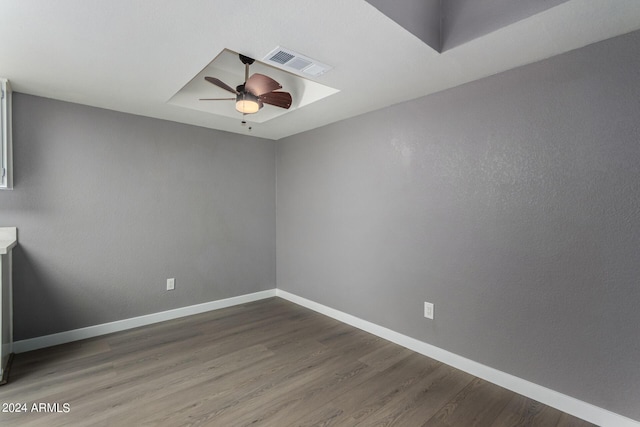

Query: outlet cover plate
[[424, 302, 434, 319]]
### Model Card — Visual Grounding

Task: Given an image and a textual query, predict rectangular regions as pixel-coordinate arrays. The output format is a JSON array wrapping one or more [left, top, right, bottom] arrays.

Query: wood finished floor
[[0, 298, 595, 427]]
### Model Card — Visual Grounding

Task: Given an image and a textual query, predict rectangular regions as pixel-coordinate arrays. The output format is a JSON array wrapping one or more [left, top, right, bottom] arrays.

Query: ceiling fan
[[200, 53, 292, 115]]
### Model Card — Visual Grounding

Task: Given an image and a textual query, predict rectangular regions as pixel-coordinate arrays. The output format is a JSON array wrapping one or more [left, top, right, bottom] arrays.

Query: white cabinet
[[0, 227, 17, 384]]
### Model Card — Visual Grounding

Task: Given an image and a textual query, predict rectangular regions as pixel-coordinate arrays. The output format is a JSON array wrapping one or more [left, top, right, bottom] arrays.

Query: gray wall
[[442, 0, 570, 50], [364, 0, 570, 52], [276, 30, 640, 420], [365, 0, 441, 51], [0, 95, 276, 340]]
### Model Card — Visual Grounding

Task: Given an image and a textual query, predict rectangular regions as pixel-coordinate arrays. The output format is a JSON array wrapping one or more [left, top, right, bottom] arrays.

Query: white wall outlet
[[424, 302, 434, 319], [167, 278, 175, 291]]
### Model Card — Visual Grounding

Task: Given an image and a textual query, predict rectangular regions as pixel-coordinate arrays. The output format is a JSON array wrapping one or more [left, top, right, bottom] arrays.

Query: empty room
[[1, 1, 639, 426]]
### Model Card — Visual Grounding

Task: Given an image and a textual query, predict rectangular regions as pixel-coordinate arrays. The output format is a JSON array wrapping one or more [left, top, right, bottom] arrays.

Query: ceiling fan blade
[[259, 91, 292, 109], [199, 97, 235, 101], [245, 73, 282, 96], [204, 77, 238, 94]]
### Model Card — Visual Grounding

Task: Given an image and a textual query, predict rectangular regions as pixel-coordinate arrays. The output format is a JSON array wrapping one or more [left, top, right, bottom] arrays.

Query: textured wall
[[365, 0, 441, 51], [0, 95, 276, 340], [277, 31, 640, 420], [364, 0, 570, 52], [442, 0, 570, 50]]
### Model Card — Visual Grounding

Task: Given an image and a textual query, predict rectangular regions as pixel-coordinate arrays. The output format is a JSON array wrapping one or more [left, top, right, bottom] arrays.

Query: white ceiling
[[1, 0, 640, 140]]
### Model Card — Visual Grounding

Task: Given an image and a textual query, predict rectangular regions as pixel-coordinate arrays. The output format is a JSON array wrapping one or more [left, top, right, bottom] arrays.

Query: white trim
[[12, 288, 638, 426], [13, 289, 276, 354], [0, 78, 13, 190], [0, 227, 17, 255], [276, 289, 640, 427]]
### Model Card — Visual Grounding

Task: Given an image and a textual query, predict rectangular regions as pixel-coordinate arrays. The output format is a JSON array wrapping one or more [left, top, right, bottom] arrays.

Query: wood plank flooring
[[0, 298, 595, 426]]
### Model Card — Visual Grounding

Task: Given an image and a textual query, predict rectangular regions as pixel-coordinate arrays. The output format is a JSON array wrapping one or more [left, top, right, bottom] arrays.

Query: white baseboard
[[12, 288, 638, 426], [13, 289, 277, 354], [276, 289, 639, 427]]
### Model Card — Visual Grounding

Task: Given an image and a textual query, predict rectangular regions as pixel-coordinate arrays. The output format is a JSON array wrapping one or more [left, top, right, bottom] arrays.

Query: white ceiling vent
[[264, 46, 332, 77]]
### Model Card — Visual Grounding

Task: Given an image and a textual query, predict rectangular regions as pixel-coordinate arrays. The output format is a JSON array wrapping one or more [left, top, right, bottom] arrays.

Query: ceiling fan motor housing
[[239, 54, 255, 65]]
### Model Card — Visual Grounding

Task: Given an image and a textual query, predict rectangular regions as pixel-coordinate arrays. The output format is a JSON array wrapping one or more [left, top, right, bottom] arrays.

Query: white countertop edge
[[0, 227, 17, 254]]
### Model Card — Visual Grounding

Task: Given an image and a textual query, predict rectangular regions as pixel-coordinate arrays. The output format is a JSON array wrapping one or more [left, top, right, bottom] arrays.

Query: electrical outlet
[[424, 302, 434, 319], [167, 278, 175, 291]]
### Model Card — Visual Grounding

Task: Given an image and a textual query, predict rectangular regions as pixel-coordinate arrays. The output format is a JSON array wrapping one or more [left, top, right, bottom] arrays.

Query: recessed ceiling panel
[[167, 49, 339, 124]]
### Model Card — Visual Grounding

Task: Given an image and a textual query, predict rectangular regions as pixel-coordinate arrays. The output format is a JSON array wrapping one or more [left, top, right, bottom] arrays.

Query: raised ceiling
[[167, 49, 339, 124], [1, 0, 639, 140]]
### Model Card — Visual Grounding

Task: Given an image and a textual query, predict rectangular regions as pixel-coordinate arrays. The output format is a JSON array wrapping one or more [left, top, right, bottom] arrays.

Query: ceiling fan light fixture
[[235, 92, 261, 114], [201, 53, 292, 115]]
